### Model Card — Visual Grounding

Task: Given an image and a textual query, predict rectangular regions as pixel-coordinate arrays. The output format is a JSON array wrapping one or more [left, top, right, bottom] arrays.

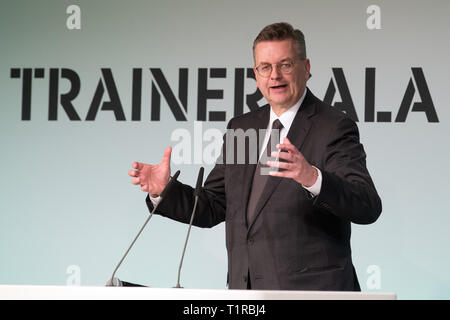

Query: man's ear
[[253, 67, 261, 84], [305, 59, 311, 79]]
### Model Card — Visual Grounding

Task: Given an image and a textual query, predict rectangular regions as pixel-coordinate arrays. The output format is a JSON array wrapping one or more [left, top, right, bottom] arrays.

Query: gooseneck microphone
[[106, 170, 181, 287], [174, 167, 204, 288]]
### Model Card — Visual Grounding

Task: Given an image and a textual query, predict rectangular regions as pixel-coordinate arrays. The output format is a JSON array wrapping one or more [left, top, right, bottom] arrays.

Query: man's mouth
[[270, 84, 288, 90]]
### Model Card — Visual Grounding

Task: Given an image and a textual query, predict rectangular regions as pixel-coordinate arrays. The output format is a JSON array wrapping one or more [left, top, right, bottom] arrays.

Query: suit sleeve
[[313, 117, 382, 224], [145, 120, 233, 228]]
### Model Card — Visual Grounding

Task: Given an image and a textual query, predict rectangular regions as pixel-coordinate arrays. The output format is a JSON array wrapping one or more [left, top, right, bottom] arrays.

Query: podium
[[0, 285, 396, 300]]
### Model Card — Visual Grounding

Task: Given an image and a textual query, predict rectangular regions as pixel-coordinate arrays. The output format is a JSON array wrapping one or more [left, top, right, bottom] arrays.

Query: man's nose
[[270, 65, 282, 80]]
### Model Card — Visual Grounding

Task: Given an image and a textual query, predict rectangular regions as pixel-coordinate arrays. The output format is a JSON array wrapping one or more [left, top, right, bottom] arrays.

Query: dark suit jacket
[[146, 89, 382, 291]]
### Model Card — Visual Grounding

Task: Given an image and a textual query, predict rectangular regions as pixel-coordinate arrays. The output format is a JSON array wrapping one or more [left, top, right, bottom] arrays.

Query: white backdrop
[[1, 0, 449, 299]]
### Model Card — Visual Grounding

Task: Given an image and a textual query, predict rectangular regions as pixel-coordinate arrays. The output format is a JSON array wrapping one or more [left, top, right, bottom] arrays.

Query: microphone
[[106, 170, 181, 287], [174, 167, 204, 288], [194, 167, 204, 197]]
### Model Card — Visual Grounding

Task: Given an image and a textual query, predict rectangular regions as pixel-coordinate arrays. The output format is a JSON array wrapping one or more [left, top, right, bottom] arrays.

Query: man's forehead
[[254, 39, 295, 50], [253, 39, 296, 61]]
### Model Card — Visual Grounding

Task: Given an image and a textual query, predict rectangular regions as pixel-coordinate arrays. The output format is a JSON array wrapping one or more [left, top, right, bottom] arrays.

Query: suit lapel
[[241, 106, 270, 220], [286, 89, 316, 149], [247, 89, 317, 233]]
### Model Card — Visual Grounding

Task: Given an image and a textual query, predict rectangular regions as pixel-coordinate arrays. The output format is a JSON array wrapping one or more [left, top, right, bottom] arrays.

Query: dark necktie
[[246, 119, 284, 225]]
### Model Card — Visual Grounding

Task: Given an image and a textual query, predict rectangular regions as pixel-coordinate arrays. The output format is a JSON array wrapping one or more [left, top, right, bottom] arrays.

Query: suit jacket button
[[248, 238, 254, 245]]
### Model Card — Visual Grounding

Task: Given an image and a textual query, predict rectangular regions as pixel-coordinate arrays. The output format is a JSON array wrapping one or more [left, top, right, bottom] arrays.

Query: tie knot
[[272, 119, 283, 130]]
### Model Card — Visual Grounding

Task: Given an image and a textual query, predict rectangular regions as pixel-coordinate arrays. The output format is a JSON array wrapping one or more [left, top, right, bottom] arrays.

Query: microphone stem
[[175, 195, 199, 288], [109, 204, 158, 285]]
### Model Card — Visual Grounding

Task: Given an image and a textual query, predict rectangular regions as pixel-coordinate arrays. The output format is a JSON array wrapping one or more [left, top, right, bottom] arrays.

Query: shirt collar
[[269, 88, 307, 132]]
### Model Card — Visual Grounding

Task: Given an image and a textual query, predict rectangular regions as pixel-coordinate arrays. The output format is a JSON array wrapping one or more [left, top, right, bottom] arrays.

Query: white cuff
[[149, 194, 162, 207], [303, 166, 322, 197]]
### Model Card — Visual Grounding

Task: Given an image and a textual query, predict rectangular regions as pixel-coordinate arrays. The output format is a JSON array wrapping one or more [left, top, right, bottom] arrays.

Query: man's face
[[253, 39, 310, 112]]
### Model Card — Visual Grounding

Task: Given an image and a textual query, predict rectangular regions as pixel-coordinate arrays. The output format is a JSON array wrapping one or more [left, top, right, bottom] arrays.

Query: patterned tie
[[246, 119, 284, 225]]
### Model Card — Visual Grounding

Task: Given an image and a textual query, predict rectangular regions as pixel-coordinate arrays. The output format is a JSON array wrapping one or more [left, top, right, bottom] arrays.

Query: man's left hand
[[266, 137, 318, 187]]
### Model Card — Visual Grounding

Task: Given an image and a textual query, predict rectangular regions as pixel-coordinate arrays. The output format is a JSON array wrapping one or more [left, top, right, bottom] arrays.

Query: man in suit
[[129, 22, 381, 290]]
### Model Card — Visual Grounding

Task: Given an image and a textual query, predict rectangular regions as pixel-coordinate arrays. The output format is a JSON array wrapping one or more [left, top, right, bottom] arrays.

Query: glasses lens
[[280, 62, 294, 74], [258, 64, 271, 77]]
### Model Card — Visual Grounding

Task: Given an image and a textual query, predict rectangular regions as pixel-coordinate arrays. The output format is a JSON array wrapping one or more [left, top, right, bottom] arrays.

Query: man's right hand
[[129, 146, 172, 197]]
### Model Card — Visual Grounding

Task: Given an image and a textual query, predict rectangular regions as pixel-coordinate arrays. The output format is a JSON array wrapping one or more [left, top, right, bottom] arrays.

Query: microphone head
[[160, 170, 180, 199], [172, 170, 181, 181], [194, 167, 204, 197]]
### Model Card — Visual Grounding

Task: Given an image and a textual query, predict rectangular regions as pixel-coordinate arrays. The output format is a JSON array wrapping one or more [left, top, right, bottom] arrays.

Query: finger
[[276, 143, 296, 154], [133, 162, 143, 170], [162, 146, 172, 164], [268, 170, 293, 178], [276, 143, 298, 154], [141, 185, 148, 192], [283, 137, 293, 145], [129, 169, 138, 177], [266, 160, 292, 170], [131, 177, 140, 185], [271, 150, 294, 162]]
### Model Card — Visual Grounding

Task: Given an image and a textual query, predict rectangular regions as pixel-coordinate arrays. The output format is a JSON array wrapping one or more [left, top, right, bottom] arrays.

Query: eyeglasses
[[255, 58, 299, 77]]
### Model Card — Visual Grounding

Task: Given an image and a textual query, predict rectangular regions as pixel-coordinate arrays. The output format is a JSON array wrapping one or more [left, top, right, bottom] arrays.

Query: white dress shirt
[[260, 89, 322, 196]]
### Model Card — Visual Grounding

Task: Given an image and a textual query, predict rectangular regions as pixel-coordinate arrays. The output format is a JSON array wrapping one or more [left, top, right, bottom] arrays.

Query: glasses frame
[[255, 58, 301, 78]]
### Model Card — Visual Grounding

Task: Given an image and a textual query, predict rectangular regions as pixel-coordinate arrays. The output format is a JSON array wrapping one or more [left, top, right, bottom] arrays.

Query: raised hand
[[129, 146, 172, 197], [266, 137, 318, 187]]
